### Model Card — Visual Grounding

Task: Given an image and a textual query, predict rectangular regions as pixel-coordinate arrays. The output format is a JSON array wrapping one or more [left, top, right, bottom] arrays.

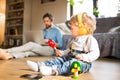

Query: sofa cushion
[[55, 23, 71, 35], [62, 35, 74, 50], [62, 33, 120, 58]]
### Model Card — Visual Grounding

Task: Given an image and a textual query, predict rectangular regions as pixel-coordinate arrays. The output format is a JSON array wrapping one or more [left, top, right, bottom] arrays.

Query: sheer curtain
[[67, 0, 119, 18], [73, 0, 93, 15], [98, 0, 119, 18]]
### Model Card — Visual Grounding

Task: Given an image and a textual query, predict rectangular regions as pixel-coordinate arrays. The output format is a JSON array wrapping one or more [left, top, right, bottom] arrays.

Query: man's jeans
[[8, 42, 54, 58]]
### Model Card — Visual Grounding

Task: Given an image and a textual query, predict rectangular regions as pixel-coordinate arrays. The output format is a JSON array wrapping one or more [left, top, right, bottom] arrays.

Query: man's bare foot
[[0, 49, 8, 53], [0, 49, 13, 60]]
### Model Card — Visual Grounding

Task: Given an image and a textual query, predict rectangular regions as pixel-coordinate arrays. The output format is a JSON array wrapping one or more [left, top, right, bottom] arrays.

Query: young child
[[27, 12, 100, 76]]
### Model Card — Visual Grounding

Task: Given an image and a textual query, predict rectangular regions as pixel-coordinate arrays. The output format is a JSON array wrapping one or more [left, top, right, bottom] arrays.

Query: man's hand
[[55, 49, 61, 57], [44, 39, 49, 44]]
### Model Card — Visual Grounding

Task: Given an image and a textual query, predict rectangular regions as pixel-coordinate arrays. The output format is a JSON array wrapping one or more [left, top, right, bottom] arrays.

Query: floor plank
[[0, 57, 120, 80]]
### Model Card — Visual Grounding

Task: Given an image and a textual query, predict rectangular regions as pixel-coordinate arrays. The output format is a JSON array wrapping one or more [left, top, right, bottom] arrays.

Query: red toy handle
[[48, 39, 56, 49], [48, 39, 61, 56]]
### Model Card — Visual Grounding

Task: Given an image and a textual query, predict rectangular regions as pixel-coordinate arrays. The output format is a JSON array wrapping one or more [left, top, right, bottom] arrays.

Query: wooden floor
[[0, 57, 120, 80]]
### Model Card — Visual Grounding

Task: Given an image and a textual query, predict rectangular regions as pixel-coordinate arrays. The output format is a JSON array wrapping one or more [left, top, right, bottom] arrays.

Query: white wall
[[31, 0, 67, 30]]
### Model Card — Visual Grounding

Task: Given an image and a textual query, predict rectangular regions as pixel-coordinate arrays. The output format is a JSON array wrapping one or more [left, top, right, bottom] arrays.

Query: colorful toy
[[48, 39, 56, 49], [71, 61, 81, 79], [48, 39, 60, 56]]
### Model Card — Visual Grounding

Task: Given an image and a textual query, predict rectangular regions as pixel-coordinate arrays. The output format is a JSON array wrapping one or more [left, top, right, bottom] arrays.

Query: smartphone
[[20, 74, 42, 79]]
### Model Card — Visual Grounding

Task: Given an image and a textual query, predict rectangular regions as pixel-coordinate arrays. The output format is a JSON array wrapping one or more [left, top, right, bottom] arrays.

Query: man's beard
[[46, 25, 51, 29]]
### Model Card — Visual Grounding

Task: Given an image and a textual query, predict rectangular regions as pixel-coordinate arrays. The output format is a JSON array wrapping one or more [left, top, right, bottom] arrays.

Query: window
[[67, 0, 119, 19], [67, 0, 93, 20], [73, 0, 93, 15], [98, 0, 119, 18]]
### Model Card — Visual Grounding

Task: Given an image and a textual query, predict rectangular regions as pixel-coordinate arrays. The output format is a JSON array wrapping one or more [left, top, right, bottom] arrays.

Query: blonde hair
[[69, 12, 96, 34]]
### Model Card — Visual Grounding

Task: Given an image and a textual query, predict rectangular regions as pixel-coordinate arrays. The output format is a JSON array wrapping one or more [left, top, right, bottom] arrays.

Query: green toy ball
[[71, 61, 81, 79]]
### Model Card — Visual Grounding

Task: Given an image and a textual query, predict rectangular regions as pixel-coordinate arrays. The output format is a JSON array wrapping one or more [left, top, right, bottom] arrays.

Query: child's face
[[70, 23, 79, 37]]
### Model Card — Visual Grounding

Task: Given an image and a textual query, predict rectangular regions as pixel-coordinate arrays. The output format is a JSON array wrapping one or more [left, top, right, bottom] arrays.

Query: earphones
[[77, 12, 88, 35]]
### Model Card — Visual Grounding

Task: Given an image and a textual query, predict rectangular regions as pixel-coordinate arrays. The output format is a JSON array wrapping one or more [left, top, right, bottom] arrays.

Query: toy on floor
[[71, 61, 81, 79]]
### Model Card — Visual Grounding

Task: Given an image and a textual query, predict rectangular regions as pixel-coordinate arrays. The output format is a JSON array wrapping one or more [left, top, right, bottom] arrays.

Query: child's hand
[[75, 54, 83, 60], [55, 49, 61, 57]]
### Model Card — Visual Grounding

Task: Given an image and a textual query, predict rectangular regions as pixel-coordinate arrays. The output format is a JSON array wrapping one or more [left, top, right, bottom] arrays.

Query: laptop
[[24, 31, 48, 46]]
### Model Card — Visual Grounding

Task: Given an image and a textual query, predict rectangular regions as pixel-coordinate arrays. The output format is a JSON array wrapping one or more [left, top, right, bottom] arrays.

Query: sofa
[[56, 21, 120, 59], [62, 33, 120, 59]]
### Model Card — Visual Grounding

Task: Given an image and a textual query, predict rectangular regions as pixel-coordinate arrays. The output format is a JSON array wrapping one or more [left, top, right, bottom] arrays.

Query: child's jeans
[[39, 56, 91, 75]]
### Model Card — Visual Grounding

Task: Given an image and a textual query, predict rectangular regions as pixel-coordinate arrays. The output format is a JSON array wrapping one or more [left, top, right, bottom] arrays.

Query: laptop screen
[[24, 31, 45, 44]]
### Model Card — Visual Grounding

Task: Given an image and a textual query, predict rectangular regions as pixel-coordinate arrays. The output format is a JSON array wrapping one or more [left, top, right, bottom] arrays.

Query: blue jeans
[[42, 56, 91, 75]]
